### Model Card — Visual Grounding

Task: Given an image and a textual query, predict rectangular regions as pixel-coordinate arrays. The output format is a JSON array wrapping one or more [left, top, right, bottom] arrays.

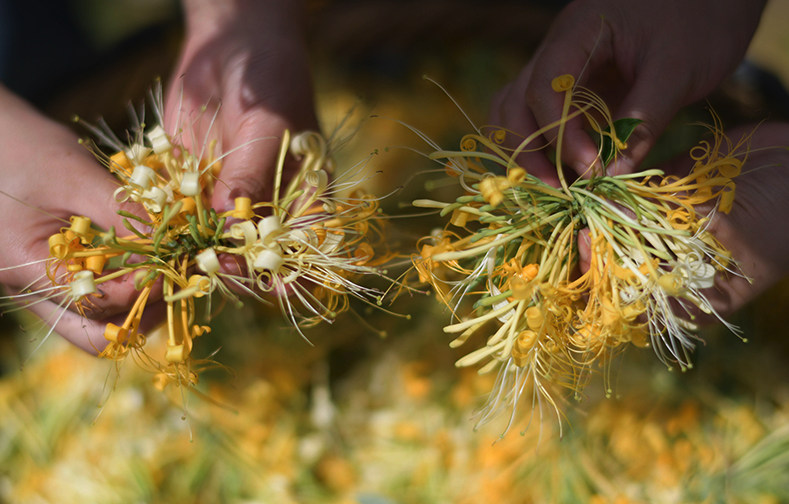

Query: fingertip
[[564, 127, 603, 179], [615, 77, 683, 172], [69, 318, 109, 356], [518, 149, 562, 186], [620, 121, 658, 170], [210, 118, 294, 211], [211, 155, 275, 214], [220, 187, 252, 215], [606, 155, 637, 177], [219, 250, 245, 278], [88, 271, 160, 319]]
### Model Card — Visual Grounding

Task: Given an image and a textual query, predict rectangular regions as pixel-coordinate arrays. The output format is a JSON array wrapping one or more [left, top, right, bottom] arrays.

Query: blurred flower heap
[[4, 86, 391, 393], [413, 75, 750, 430]]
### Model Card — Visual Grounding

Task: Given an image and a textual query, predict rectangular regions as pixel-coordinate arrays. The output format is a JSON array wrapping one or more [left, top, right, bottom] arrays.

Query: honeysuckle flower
[[0, 268, 105, 361], [409, 74, 756, 434], [2, 83, 397, 404]]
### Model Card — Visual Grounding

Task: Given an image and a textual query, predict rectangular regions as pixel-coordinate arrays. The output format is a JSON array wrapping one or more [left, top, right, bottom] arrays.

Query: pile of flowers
[[412, 75, 751, 430], [3, 326, 788, 503], [3, 86, 392, 395]]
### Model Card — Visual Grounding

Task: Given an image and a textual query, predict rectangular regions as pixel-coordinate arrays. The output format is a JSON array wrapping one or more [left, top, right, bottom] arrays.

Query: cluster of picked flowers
[[412, 75, 750, 431], [0, 74, 757, 438], [4, 86, 392, 395]]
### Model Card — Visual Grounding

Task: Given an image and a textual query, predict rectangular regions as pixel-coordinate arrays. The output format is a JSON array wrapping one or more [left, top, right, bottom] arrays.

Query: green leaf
[[481, 156, 506, 175], [594, 118, 644, 168]]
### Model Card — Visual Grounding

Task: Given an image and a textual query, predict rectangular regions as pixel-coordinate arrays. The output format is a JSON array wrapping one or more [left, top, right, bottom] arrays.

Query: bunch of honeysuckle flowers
[[413, 75, 750, 431], [4, 87, 391, 395]]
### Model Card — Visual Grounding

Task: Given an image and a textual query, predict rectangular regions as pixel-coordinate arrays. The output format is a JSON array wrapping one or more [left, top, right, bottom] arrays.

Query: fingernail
[[224, 189, 250, 214], [607, 156, 635, 177], [574, 160, 602, 179]]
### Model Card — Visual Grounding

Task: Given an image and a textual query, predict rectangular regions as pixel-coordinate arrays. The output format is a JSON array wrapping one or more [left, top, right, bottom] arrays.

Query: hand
[[1, 1, 318, 355], [664, 123, 789, 319], [489, 0, 766, 184], [167, 0, 318, 214], [0, 85, 156, 354]]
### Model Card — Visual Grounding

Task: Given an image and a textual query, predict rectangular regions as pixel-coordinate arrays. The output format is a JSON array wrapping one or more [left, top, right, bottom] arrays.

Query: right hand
[[167, 0, 318, 215], [489, 0, 766, 185]]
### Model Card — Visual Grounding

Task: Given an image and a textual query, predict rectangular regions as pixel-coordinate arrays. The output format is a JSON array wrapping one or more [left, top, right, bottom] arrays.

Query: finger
[[22, 300, 113, 355], [609, 67, 690, 175], [18, 124, 156, 321], [647, 124, 789, 321], [210, 92, 319, 212], [706, 125, 789, 316], [212, 111, 297, 213], [0, 101, 156, 337], [526, 14, 610, 178], [490, 66, 561, 185], [23, 295, 167, 355], [211, 45, 318, 212], [578, 228, 592, 274]]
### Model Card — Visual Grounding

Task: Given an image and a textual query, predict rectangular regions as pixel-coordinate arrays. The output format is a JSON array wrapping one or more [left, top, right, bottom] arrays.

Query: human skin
[[167, 0, 318, 214], [489, 0, 767, 185], [489, 0, 787, 317], [662, 123, 789, 320], [0, 0, 316, 353], [0, 0, 781, 353], [0, 84, 148, 353]]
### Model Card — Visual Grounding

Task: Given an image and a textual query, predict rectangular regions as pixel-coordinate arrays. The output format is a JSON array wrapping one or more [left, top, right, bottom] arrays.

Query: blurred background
[[1, 1, 788, 502]]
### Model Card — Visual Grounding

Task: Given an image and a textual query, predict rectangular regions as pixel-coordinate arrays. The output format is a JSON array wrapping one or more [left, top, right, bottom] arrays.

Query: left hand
[[662, 123, 789, 320]]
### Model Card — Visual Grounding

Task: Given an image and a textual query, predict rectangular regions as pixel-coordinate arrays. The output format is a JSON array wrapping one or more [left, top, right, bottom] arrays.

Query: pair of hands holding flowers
[[0, 0, 785, 352]]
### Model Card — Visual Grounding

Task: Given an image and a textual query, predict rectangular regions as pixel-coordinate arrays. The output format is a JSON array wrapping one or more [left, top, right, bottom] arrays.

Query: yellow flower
[[4, 82, 398, 404], [407, 73, 755, 433]]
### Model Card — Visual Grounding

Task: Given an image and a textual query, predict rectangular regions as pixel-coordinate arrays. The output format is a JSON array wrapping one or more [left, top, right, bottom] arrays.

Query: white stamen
[[230, 221, 258, 246], [126, 144, 152, 164], [142, 187, 167, 213]]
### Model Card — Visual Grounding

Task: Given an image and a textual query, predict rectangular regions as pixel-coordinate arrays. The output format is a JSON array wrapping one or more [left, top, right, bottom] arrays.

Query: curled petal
[[196, 248, 220, 275], [70, 270, 97, 298]]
